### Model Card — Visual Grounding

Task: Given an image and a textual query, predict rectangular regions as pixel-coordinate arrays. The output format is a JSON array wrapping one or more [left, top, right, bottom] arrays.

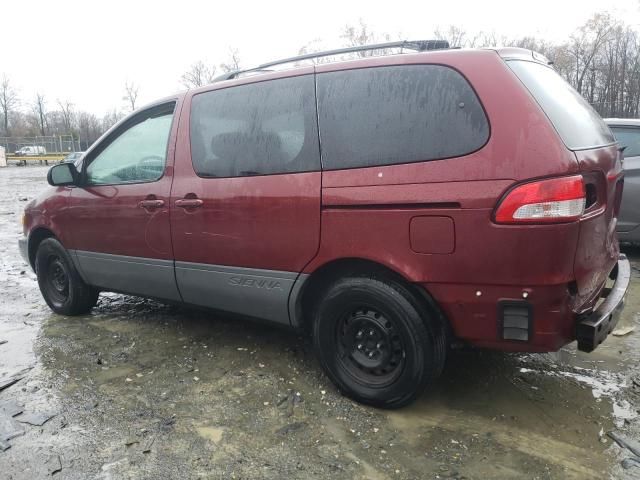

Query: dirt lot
[[1, 165, 639, 479]]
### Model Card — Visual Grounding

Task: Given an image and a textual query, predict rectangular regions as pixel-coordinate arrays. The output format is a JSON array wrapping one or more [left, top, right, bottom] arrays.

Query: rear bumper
[[576, 254, 630, 352], [425, 253, 630, 353]]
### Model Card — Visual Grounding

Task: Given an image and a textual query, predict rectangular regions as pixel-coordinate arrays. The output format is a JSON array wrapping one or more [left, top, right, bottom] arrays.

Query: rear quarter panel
[[306, 50, 584, 350], [307, 49, 581, 285], [573, 146, 622, 308]]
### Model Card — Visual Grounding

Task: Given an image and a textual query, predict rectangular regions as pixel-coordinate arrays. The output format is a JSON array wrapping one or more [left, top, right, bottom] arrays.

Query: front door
[[66, 101, 182, 301], [170, 72, 321, 324]]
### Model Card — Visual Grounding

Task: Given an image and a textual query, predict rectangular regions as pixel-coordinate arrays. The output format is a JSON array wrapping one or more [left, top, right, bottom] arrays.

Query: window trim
[[315, 63, 492, 172], [80, 101, 176, 187], [188, 73, 321, 179]]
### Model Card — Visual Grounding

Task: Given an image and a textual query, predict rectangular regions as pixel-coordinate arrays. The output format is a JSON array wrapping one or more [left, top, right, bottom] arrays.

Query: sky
[[3, 0, 640, 116]]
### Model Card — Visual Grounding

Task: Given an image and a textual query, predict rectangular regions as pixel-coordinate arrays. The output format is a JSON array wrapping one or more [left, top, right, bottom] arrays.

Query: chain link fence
[[0, 135, 79, 156]]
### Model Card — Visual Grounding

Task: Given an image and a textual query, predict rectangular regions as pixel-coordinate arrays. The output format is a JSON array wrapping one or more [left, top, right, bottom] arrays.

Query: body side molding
[[175, 261, 308, 325], [71, 250, 182, 302]]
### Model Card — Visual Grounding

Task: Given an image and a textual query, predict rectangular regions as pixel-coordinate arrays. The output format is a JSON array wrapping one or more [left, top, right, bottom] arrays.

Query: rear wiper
[[239, 170, 261, 176]]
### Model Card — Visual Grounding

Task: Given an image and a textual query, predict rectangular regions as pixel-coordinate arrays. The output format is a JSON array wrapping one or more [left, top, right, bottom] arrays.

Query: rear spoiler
[[488, 47, 552, 65]]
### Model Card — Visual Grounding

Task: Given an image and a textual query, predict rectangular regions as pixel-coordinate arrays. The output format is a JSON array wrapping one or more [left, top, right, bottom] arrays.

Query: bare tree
[[297, 20, 398, 65], [340, 19, 392, 57], [123, 81, 139, 111], [433, 25, 469, 48], [219, 48, 242, 73], [181, 61, 217, 88], [77, 112, 103, 149], [567, 13, 614, 94], [33, 93, 47, 136], [57, 99, 75, 132], [101, 109, 125, 134], [296, 39, 333, 65], [0, 75, 19, 135]]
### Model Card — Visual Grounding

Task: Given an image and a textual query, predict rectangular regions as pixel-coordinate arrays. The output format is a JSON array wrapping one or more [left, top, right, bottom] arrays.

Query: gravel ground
[[1, 165, 639, 479]]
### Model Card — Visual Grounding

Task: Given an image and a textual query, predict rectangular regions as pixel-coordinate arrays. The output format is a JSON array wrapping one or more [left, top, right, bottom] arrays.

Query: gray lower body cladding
[[69, 250, 307, 326], [175, 261, 307, 325], [72, 250, 182, 302]]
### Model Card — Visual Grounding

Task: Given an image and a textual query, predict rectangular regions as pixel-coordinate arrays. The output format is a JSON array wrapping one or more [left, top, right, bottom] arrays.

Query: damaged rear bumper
[[576, 254, 630, 352]]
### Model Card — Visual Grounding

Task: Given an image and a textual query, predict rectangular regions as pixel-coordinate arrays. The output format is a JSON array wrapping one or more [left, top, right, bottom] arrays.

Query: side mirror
[[47, 162, 78, 187]]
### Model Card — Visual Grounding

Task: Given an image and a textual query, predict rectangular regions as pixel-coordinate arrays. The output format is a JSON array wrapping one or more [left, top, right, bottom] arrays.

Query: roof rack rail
[[213, 39, 450, 83]]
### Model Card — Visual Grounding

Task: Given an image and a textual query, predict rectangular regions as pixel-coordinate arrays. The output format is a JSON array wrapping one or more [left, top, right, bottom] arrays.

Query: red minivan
[[19, 42, 630, 408]]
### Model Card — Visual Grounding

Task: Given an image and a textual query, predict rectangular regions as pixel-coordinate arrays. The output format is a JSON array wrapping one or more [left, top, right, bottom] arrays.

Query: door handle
[[138, 199, 165, 209], [175, 198, 204, 208]]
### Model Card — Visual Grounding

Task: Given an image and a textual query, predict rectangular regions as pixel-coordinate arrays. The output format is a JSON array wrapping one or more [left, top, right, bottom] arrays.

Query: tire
[[35, 238, 99, 315], [312, 275, 446, 409]]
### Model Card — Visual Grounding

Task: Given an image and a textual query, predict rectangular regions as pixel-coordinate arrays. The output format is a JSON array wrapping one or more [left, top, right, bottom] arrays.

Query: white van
[[15, 146, 46, 156]]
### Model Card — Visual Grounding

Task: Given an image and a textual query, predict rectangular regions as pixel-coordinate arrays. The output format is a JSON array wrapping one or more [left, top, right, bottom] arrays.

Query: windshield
[[507, 60, 615, 150]]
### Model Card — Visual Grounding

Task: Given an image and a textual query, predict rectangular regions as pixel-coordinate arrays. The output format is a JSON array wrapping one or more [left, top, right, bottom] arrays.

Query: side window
[[190, 75, 319, 177], [610, 126, 640, 157], [317, 65, 489, 170], [85, 103, 175, 185]]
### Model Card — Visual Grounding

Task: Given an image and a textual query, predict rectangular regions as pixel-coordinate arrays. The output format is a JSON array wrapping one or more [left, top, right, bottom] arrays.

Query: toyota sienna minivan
[[19, 41, 630, 408]]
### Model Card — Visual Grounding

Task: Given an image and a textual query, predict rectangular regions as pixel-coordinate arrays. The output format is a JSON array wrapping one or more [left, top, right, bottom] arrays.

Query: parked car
[[61, 151, 85, 164], [604, 118, 640, 243], [15, 146, 46, 156], [19, 42, 630, 408]]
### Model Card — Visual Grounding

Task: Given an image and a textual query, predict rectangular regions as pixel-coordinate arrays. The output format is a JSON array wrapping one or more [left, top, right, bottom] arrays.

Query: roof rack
[[213, 39, 450, 82]]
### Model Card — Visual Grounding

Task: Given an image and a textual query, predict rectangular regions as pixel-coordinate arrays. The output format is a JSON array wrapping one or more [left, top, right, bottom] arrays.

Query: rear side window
[[190, 75, 320, 177], [609, 126, 640, 157], [316, 65, 489, 170], [507, 60, 615, 150]]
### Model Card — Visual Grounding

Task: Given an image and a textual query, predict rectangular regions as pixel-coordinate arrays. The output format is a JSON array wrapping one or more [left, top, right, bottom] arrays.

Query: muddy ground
[[0, 165, 639, 479]]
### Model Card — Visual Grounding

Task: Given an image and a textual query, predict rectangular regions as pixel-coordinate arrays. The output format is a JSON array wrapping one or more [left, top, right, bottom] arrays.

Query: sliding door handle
[[138, 199, 165, 209], [175, 198, 204, 208]]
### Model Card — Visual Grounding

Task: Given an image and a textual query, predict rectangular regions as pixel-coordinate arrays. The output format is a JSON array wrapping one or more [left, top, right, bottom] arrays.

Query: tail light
[[494, 175, 586, 224]]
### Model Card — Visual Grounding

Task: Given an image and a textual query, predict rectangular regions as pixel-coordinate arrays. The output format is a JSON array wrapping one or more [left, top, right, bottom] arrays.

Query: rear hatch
[[506, 56, 623, 310]]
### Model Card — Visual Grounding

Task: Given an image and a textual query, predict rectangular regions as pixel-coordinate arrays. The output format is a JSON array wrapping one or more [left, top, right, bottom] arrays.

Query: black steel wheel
[[35, 238, 99, 315], [43, 256, 70, 306], [336, 308, 406, 387], [313, 274, 446, 409]]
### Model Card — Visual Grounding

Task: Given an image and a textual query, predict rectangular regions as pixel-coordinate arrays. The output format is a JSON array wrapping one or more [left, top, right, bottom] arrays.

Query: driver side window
[[86, 104, 174, 185]]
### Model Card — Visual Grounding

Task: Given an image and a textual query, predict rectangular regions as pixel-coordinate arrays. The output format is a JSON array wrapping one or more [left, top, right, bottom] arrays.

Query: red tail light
[[494, 175, 586, 224]]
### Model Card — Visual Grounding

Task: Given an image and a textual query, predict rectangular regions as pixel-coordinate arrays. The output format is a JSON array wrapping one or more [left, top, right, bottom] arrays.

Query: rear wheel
[[312, 275, 446, 408], [35, 238, 99, 315]]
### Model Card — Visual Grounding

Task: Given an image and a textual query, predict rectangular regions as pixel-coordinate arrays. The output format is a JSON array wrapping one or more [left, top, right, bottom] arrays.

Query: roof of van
[[206, 46, 550, 90], [193, 47, 530, 97]]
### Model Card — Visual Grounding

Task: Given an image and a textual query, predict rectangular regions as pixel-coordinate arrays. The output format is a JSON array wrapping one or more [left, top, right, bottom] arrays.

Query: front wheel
[[35, 238, 99, 315], [312, 275, 446, 409]]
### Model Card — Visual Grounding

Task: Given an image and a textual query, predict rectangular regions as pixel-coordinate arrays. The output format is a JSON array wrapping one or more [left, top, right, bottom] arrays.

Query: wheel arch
[[292, 257, 449, 335], [27, 227, 57, 270]]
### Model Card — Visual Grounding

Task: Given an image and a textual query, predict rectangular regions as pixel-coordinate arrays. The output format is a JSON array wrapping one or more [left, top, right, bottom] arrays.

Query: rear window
[[609, 126, 640, 157], [316, 65, 489, 170], [507, 60, 615, 150]]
